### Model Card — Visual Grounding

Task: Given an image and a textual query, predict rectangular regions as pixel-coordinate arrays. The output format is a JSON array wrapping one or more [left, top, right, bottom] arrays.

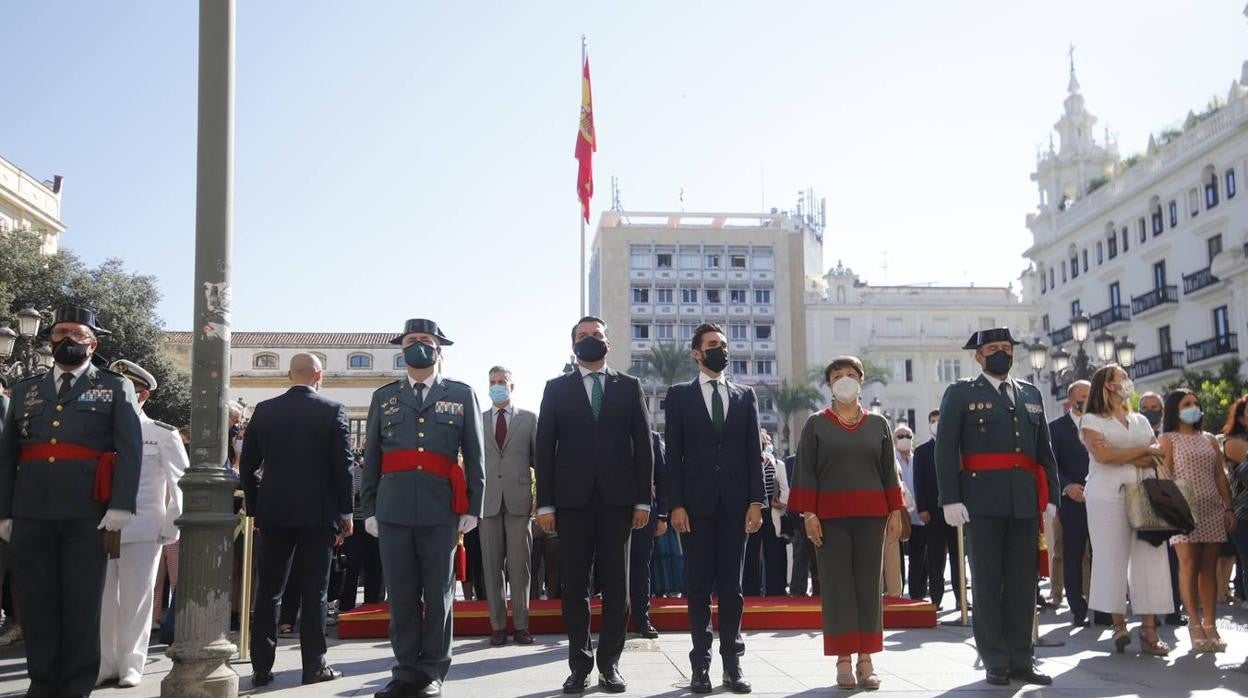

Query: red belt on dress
[[380, 449, 468, 515], [20, 442, 116, 503], [961, 452, 1050, 576]]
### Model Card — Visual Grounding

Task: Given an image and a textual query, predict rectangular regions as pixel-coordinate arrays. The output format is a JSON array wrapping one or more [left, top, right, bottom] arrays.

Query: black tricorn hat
[[390, 318, 453, 346], [963, 327, 1020, 350], [50, 306, 111, 337]]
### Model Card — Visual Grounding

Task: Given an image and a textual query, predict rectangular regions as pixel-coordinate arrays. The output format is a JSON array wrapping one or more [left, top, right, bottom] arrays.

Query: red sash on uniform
[[380, 449, 469, 515], [961, 452, 1051, 577], [19, 442, 117, 503]]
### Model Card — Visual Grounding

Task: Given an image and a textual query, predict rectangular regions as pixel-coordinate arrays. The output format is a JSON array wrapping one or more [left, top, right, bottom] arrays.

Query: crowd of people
[[0, 308, 1246, 697]]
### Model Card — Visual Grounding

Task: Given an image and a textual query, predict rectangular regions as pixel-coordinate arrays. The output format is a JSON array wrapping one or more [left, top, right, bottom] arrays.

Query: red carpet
[[338, 596, 936, 639]]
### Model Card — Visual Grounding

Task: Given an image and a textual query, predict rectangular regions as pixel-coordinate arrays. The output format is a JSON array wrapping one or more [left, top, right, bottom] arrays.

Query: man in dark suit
[[242, 353, 354, 687], [1049, 380, 1103, 628], [665, 323, 764, 694], [912, 409, 962, 610], [535, 316, 653, 695], [628, 431, 668, 639], [785, 453, 818, 596]]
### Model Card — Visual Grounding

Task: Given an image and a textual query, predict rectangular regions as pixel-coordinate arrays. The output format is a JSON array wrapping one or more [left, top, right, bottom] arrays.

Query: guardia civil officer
[[935, 328, 1059, 687], [361, 319, 485, 698], [98, 360, 187, 689], [0, 306, 142, 697]]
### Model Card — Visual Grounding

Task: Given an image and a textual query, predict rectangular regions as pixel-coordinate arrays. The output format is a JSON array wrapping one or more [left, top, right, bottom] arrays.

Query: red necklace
[[822, 405, 868, 432]]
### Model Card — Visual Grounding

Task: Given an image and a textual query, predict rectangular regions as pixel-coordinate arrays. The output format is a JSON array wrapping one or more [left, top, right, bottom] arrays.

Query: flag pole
[[579, 34, 587, 317]]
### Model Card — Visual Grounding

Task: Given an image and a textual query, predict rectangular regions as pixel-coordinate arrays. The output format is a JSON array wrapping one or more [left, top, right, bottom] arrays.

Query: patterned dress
[[1169, 432, 1226, 544]]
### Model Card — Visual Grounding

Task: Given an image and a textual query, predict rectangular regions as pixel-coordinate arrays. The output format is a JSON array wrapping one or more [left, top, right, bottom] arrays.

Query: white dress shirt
[[52, 361, 91, 391], [698, 371, 730, 420], [491, 403, 514, 429], [407, 373, 439, 396], [577, 364, 608, 402], [980, 372, 1016, 405]]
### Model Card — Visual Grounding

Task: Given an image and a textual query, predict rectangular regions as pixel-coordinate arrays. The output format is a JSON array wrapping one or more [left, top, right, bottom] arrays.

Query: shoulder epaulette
[[154, 420, 177, 431], [440, 377, 471, 388]]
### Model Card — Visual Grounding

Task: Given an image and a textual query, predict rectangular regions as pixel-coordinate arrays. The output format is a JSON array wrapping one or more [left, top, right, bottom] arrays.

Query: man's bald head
[[289, 352, 324, 390], [1066, 379, 1091, 416]]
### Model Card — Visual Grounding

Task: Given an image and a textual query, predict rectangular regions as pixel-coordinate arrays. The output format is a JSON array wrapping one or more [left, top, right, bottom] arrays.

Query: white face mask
[[896, 437, 913, 451], [830, 376, 861, 404], [1117, 378, 1135, 399]]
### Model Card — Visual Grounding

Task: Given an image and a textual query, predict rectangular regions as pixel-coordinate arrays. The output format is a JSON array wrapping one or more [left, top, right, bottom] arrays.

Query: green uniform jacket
[[935, 375, 1059, 519], [0, 364, 143, 519], [360, 376, 485, 527]]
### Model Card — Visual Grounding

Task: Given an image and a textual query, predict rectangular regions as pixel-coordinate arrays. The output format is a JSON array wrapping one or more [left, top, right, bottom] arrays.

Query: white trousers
[[99, 540, 163, 680], [1086, 494, 1174, 616]]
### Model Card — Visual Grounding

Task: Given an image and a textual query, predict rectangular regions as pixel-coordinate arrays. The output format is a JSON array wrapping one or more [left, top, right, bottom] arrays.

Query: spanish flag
[[575, 55, 595, 222]]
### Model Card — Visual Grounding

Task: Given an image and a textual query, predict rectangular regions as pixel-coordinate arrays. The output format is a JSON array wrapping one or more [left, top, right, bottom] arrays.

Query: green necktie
[[710, 379, 725, 432], [590, 372, 604, 420]]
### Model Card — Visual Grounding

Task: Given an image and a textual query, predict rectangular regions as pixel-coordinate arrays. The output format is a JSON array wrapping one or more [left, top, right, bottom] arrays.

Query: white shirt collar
[[492, 403, 513, 416], [577, 364, 608, 379], [53, 361, 91, 386], [698, 371, 726, 387], [980, 372, 1011, 391], [407, 374, 439, 392]]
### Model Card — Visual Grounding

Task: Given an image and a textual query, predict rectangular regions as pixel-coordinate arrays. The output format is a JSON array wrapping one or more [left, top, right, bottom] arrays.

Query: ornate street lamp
[[1115, 336, 1136, 369], [1093, 329, 1117, 363], [0, 308, 53, 386], [1050, 347, 1071, 375], [869, 396, 882, 415], [16, 307, 42, 338], [1071, 312, 1091, 344], [1027, 338, 1049, 374]]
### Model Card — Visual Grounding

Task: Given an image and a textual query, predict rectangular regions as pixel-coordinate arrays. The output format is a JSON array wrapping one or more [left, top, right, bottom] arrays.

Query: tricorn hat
[[110, 359, 157, 391], [50, 306, 111, 337], [389, 318, 453, 346], [962, 327, 1021, 350]]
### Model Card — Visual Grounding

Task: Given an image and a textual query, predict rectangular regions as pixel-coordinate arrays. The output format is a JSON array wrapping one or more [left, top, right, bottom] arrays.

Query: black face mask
[[403, 342, 437, 369], [984, 350, 1013, 376], [52, 338, 91, 368], [701, 347, 729, 373], [573, 336, 608, 362], [1141, 408, 1163, 427], [1074, 400, 1086, 414]]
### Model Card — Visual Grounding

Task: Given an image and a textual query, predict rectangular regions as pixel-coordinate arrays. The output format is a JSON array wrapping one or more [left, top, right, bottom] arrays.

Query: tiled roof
[[164, 331, 395, 347]]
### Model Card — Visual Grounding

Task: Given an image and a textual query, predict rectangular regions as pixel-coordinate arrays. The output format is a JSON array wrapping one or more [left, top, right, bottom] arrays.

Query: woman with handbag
[[1162, 389, 1235, 652], [1080, 364, 1173, 656]]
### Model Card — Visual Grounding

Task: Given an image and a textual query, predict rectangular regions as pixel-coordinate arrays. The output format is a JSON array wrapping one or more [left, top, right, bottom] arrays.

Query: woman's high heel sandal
[[1137, 627, 1171, 656], [1111, 623, 1131, 653], [1188, 626, 1212, 653], [855, 657, 880, 691], [836, 658, 856, 690], [1202, 625, 1227, 652]]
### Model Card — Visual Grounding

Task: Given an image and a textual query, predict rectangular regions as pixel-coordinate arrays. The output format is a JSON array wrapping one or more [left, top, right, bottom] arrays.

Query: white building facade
[[164, 331, 405, 447], [590, 209, 825, 432], [807, 263, 1034, 429], [1023, 58, 1248, 408], [0, 154, 63, 255]]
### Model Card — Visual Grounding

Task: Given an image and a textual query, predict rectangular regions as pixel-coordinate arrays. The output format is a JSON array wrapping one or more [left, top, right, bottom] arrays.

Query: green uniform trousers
[[966, 515, 1038, 672], [813, 517, 887, 656]]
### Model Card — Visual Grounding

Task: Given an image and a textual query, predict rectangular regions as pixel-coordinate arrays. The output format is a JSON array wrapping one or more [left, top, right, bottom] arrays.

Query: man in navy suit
[[664, 323, 764, 694], [912, 409, 962, 610], [629, 431, 668, 638], [1049, 380, 1097, 627], [242, 353, 354, 686], [535, 316, 654, 695]]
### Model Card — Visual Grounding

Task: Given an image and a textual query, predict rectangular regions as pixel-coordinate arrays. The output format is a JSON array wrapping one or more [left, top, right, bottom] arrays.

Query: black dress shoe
[[598, 669, 627, 693], [375, 679, 421, 698], [1009, 668, 1052, 685], [1071, 616, 1090, 628], [302, 666, 342, 685], [418, 680, 442, 697], [689, 667, 712, 693], [985, 669, 1010, 686], [562, 670, 591, 694], [252, 670, 274, 687], [635, 624, 659, 639], [722, 670, 752, 693]]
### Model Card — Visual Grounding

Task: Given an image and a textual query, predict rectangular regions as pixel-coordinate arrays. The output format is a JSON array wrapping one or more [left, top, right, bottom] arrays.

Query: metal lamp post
[[1069, 312, 1093, 380], [869, 396, 882, 415], [1115, 336, 1137, 369], [1027, 338, 1049, 384], [0, 308, 53, 386]]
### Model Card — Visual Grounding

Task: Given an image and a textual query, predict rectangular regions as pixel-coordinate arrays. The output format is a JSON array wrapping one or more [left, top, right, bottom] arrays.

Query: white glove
[[942, 503, 971, 527], [158, 520, 180, 545], [365, 516, 379, 538], [98, 509, 134, 532], [457, 514, 478, 534], [1045, 503, 1057, 520], [0, 519, 11, 542]]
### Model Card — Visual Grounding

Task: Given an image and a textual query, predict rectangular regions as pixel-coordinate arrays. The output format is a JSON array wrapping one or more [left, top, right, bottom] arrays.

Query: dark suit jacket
[[1049, 412, 1089, 508], [241, 385, 353, 529], [912, 438, 939, 516], [663, 377, 765, 517], [535, 367, 654, 510]]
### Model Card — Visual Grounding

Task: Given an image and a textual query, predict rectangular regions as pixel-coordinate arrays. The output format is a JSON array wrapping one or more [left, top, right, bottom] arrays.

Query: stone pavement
[[1, 605, 1247, 697]]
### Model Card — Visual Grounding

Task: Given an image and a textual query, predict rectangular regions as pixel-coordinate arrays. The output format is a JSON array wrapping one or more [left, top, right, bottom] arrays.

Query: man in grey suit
[[362, 318, 485, 698], [480, 366, 537, 646]]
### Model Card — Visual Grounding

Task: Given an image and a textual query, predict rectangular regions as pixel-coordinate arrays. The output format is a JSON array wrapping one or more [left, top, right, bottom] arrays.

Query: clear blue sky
[[3, 1, 1245, 404]]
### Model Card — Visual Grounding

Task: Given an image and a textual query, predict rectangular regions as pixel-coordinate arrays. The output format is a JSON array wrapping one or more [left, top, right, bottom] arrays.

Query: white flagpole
[[579, 34, 587, 317]]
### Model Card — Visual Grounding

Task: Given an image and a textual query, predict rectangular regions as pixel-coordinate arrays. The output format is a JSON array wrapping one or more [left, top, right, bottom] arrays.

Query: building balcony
[[1089, 304, 1130, 330], [729, 340, 751, 353], [704, 304, 726, 317], [751, 271, 774, 282], [728, 305, 750, 316], [1131, 351, 1183, 379], [680, 305, 702, 316], [1182, 267, 1221, 295], [1186, 333, 1238, 365], [654, 305, 677, 316], [704, 270, 725, 282], [629, 269, 653, 280], [752, 306, 775, 317], [679, 270, 702, 281], [630, 305, 651, 316], [1130, 286, 1179, 315], [1048, 325, 1073, 345], [728, 270, 750, 281], [654, 268, 677, 280]]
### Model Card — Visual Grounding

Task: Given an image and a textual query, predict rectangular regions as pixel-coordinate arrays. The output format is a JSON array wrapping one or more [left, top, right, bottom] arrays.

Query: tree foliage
[[1163, 359, 1248, 435], [763, 379, 822, 456], [0, 230, 190, 426], [637, 341, 692, 391]]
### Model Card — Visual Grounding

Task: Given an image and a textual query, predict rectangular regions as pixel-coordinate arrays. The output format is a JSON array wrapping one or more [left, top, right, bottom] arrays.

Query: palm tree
[[637, 341, 692, 393], [764, 379, 822, 456]]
